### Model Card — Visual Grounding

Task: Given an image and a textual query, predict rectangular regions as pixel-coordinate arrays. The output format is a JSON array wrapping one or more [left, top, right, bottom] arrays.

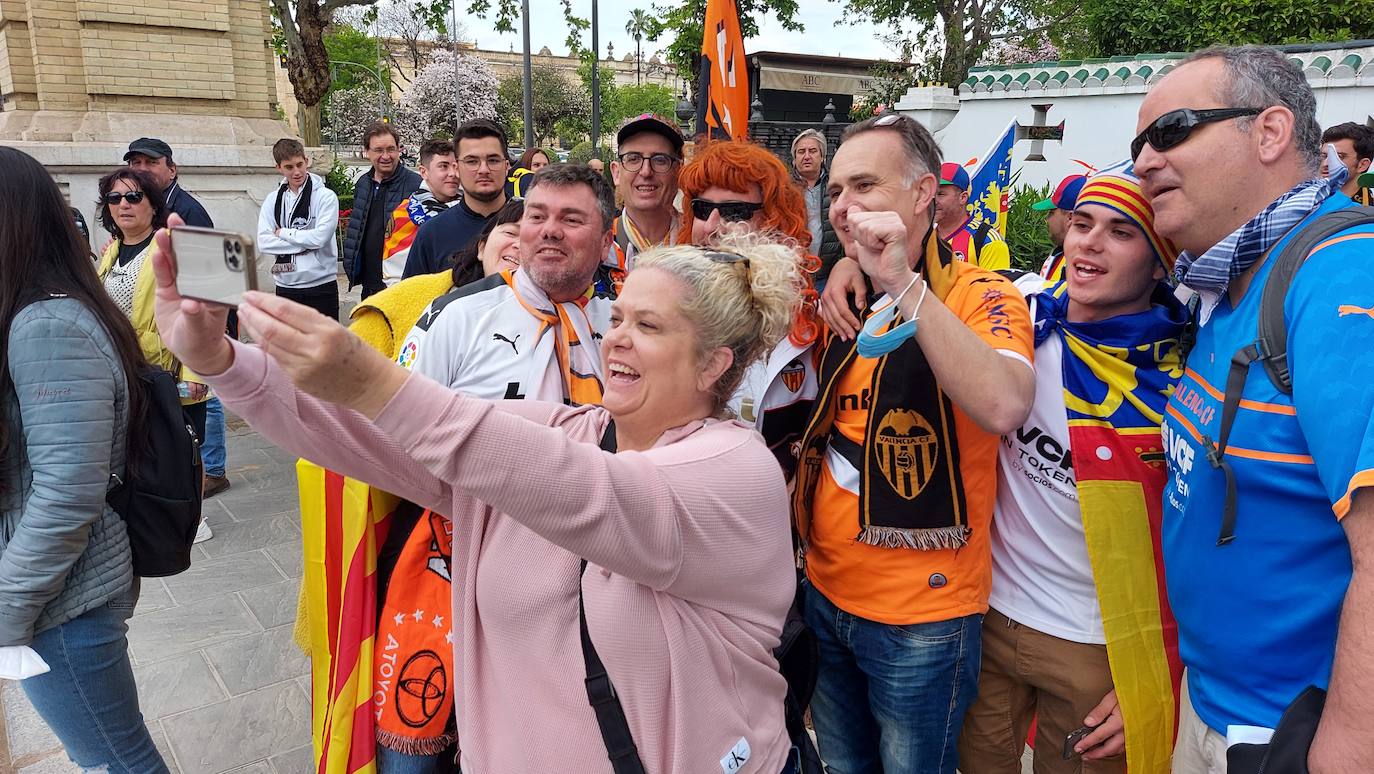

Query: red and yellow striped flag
[[297, 461, 401, 774]]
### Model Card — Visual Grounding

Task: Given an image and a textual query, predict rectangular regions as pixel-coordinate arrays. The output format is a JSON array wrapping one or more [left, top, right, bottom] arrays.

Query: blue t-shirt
[[403, 198, 493, 279], [1162, 194, 1374, 734]]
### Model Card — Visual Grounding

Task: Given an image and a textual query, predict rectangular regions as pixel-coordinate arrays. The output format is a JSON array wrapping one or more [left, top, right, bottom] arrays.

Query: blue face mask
[[855, 275, 928, 358]]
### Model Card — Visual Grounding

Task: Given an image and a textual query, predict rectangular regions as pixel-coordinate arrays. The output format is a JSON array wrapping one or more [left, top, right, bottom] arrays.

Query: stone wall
[[748, 121, 849, 172]]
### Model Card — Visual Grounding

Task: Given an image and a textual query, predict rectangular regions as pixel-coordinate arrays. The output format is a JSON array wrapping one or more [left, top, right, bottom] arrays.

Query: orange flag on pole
[[696, 0, 749, 139]]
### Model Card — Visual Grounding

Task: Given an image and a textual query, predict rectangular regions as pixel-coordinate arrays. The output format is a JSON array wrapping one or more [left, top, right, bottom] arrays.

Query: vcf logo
[[780, 360, 805, 393], [875, 409, 939, 500]]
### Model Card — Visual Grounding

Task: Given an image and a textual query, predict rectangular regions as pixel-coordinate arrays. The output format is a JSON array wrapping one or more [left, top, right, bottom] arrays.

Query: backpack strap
[[973, 218, 993, 249], [579, 421, 646, 774], [1209, 207, 1374, 545]]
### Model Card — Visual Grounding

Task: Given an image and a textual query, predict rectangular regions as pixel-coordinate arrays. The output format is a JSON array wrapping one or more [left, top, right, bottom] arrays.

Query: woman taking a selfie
[[0, 148, 169, 771], [153, 227, 805, 773]]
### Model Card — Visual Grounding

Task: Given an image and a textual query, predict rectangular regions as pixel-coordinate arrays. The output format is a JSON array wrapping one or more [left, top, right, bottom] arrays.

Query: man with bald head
[[1136, 45, 1374, 774]]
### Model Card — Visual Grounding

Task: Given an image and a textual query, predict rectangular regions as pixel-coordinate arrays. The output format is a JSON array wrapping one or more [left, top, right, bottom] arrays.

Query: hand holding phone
[[170, 225, 262, 307]]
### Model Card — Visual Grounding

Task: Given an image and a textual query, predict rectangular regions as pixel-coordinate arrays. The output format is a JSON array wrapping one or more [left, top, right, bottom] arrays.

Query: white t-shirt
[[989, 334, 1105, 644]]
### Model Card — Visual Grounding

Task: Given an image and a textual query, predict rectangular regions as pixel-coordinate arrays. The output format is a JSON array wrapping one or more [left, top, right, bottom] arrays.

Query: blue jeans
[[202, 397, 226, 477], [803, 582, 982, 774], [377, 746, 444, 773], [23, 580, 170, 773]]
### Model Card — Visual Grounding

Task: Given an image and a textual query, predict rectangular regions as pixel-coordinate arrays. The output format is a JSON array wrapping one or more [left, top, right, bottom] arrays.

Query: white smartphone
[[170, 225, 262, 307]]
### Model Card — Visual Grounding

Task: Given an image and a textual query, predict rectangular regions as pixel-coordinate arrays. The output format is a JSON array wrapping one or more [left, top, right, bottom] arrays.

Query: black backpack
[[1202, 207, 1374, 545], [107, 364, 204, 577], [582, 422, 822, 774]]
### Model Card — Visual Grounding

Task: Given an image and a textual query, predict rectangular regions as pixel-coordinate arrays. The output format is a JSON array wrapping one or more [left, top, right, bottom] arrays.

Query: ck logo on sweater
[[720, 737, 751, 773], [875, 408, 939, 500]]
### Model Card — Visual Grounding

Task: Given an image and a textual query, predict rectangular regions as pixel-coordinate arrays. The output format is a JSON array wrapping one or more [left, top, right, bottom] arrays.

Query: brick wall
[[0, 0, 275, 117]]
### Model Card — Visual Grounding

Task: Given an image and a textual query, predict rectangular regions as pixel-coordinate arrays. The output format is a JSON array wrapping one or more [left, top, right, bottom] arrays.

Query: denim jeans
[[23, 580, 170, 773], [202, 397, 226, 478], [377, 746, 444, 773], [803, 582, 982, 774]]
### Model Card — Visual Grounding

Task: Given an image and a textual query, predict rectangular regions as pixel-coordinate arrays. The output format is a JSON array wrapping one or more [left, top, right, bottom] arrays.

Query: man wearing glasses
[[605, 114, 685, 289], [1136, 46, 1374, 774], [404, 119, 512, 279], [343, 122, 422, 299]]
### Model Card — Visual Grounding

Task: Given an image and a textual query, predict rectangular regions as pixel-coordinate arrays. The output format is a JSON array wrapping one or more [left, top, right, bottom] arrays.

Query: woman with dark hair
[[0, 148, 170, 771], [94, 169, 212, 515], [518, 147, 551, 172], [508, 148, 551, 197], [446, 197, 525, 288]]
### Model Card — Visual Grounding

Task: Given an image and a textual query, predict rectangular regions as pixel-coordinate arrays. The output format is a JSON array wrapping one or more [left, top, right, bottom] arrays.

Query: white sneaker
[[194, 518, 213, 544]]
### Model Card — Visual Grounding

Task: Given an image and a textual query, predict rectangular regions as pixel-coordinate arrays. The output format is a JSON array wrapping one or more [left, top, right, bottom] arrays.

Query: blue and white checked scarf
[[1173, 149, 1348, 324]]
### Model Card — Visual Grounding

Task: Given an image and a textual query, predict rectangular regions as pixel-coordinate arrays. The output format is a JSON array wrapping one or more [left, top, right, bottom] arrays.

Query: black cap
[[124, 137, 174, 162], [615, 114, 684, 156]]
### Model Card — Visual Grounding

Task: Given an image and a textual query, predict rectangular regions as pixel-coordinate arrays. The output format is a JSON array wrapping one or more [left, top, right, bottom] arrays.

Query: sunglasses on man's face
[[691, 199, 764, 223], [103, 191, 146, 206], [1130, 107, 1264, 161]]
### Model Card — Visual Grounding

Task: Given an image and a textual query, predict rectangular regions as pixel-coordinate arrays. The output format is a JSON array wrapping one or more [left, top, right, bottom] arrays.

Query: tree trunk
[[301, 102, 323, 147], [285, 2, 333, 147]]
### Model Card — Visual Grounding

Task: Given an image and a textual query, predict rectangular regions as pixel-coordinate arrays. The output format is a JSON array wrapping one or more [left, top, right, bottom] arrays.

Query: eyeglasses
[[460, 155, 509, 170], [616, 152, 680, 173], [103, 191, 146, 205], [1130, 107, 1264, 161], [691, 199, 765, 223]]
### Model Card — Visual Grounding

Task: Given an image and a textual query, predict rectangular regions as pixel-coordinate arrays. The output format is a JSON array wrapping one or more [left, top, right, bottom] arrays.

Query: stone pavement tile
[[224, 762, 273, 773], [133, 577, 177, 618], [3, 679, 62, 762], [240, 579, 301, 630], [133, 652, 227, 720], [200, 514, 302, 560], [201, 498, 239, 527], [203, 624, 308, 696], [162, 680, 309, 774], [127, 594, 262, 666], [147, 719, 182, 774], [16, 755, 79, 773], [163, 550, 285, 606], [268, 744, 312, 773], [265, 541, 304, 580], [215, 486, 299, 523]]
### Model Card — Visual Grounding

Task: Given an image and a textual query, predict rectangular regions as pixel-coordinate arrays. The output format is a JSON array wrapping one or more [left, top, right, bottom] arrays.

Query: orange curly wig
[[676, 139, 819, 345]]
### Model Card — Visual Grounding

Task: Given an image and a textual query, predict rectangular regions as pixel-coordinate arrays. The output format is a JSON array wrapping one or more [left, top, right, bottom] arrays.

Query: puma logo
[[493, 332, 520, 353], [1338, 304, 1374, 319]]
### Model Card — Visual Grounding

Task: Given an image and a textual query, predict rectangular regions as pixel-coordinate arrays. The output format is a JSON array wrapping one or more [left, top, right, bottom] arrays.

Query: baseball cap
[[124, 137, 174, 162], [1032, 174, 1087, 211], [939, 162, 970, 191], [616, 114, 685, 156]]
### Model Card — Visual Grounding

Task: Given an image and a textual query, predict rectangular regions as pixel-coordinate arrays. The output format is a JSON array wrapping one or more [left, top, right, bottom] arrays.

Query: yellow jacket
[[348, 270, 456, 359], [96, 240, 207, 401]]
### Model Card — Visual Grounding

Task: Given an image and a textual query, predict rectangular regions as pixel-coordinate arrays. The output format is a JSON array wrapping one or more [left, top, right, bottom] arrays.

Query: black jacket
[[798, 167, 843, 282], [342, 165, 421, 285], [165, 182, 213, 228]]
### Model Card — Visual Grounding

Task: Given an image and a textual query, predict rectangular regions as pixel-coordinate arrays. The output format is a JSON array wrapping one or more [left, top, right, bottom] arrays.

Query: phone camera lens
[[223, 240, 242, 271]]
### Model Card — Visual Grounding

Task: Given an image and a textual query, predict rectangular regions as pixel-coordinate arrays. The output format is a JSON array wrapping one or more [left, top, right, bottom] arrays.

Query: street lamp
[[327, 59, 388, 150], [675, 84, 693, 132]]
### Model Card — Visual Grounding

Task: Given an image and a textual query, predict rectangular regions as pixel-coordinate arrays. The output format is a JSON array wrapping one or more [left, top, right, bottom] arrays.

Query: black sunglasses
[[705, 250, 751, 267], [1130, 107, 1264, 161], [691, 199, 764, 223], [103, 190, 146, 205]]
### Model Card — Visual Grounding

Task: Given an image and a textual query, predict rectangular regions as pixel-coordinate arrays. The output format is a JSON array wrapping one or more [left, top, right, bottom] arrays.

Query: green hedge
[[1004, 182, 1056, 273]]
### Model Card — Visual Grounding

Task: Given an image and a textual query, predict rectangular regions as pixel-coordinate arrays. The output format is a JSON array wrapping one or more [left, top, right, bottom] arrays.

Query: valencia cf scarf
[[1034, 280, 1187, 773], [793, 227, 969, 550], [374, 508, 457, 755]]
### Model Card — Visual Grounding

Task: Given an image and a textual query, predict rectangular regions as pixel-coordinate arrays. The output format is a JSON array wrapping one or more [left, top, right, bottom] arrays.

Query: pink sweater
[[210, 340, 795, 774]]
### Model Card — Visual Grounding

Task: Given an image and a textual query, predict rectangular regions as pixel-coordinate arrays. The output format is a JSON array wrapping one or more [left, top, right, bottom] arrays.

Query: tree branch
[[271, 0, 305, 53], [989, 6, 1078, 41], [322, 0, 381, 15]]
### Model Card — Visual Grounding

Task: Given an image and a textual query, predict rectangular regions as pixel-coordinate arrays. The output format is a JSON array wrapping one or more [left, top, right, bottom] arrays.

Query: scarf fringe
[[376, 727, 457, 757], [857, 524, 968, 551]]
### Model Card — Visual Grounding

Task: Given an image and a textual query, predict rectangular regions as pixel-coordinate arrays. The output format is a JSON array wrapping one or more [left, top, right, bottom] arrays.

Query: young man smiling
[[960, 171, 1187, 774], [381, 138, 462, 286], [605, 114, 684, 286]]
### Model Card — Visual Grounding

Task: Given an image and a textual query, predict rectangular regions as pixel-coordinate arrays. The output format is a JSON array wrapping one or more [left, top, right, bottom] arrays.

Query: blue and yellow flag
[[966, 119, 1018, 235]]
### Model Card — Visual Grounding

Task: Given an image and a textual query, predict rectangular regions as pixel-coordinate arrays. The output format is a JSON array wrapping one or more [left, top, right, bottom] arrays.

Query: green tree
[[272, 0, 455, 146], [323, 23, 387, 100], [1052, 0, 1374, 58], [612, 83, 677, 127], [497, 66, 590, 147], [626, 8, 651, 84], [842, 0, 1070, 89]]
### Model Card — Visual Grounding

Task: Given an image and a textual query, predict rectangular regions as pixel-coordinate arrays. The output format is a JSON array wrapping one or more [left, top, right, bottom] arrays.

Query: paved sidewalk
[[1, 416, 313, 774]]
